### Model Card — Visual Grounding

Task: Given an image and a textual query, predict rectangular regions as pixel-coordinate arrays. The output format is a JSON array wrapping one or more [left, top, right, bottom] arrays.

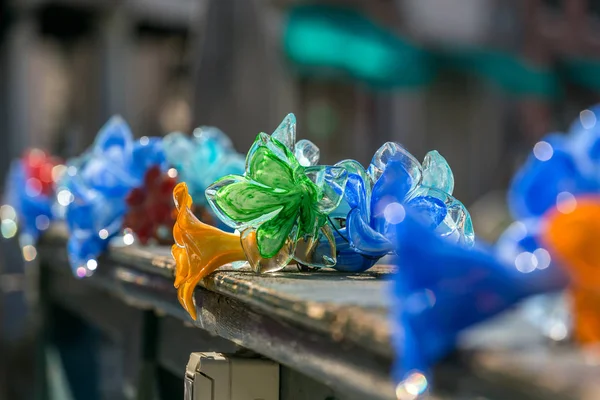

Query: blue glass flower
[[2, 149, 65, 252], [497, 106, 600, 289], [2, 159, 51, 245], [327, 142, 474, 272], [163, 127, 246, 205], [59, 116, 166, 276], [389, 212, 559, 390]]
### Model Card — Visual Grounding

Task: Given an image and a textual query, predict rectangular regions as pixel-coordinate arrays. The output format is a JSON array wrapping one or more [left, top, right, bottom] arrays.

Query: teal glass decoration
[[206, 114, 347, 273], [163, 127, 245, 205]]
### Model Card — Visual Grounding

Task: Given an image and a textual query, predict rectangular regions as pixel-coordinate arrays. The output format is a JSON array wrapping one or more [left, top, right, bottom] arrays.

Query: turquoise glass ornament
[[163, 127, 246, 206]]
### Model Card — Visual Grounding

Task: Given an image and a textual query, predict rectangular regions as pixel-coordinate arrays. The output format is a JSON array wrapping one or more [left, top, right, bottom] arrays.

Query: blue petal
[[131, 138, 166, 180], [508, 135, 597, 220], [405, 195, 447, 229], [345, 208, 393, 255], [74, 156, 133, 198], [3, 160, 53, 241], [344, 173, 369, 216], [389, 213, 551, 382], [495, 220, 568, 293], [92, 116, 133, 161], [67, 234, 107, 273], [371, 158, 414, 233], [330, 231, 380, 272], [567, 105, 600, 175]]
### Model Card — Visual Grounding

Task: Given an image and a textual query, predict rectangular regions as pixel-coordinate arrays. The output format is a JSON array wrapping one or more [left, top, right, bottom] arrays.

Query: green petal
[[247, 144, 296, 190], [297, 191, 320, 237], [207, 175, 291, 229], [256, 200, 301, 258]]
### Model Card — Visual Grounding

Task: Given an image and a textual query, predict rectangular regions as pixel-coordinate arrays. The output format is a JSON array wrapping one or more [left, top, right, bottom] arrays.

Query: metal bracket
[[185, 352, 279, 400]]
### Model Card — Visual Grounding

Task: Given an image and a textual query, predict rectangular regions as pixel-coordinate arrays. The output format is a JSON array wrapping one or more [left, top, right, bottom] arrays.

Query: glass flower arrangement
[[58, 116, 167, 276], [170, 113, 476, 319]]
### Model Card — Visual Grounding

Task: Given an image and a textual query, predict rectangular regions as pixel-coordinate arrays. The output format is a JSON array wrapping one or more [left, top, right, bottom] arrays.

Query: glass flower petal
[[241, 228, 295, 273], [172, 183, 246, 320], [367, 142, 422, 187], [271, 113, 296, 150], [294, 139, 320, 167], [421, 150, 454, 195], [304, 165, 347, 214]]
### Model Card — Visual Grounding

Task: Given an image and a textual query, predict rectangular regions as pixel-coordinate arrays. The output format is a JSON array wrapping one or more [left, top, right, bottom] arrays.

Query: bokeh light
[[533, 141, 553, 161]]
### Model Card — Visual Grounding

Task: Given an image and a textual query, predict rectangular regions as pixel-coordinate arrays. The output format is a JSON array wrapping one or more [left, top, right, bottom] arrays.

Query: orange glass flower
[[541, 196, 600, 344], [172, 182, 246, 320]]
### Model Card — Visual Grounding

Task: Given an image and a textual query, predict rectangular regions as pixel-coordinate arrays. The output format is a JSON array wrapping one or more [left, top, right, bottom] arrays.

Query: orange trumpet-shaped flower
[[172, 182, 246, 320], [541, 196, 600, 344]]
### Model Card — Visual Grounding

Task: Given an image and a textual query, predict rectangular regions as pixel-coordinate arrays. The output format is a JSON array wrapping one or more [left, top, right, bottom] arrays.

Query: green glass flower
[[206, 114, 347, 273]]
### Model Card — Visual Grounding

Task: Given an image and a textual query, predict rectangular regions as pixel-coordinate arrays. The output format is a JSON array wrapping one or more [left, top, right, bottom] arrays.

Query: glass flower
[[389, 211, 553, 388], [172, 182, 245, 320], [497, 107, 600, 290], [2, 149, 64, 246], [60, 116, 167, 276], [206, 113, 347, 273], [163, 127, 245, 205], [123, 165, 177, 245], [326, 142, 474, 273], [541, 196, 600, 345]]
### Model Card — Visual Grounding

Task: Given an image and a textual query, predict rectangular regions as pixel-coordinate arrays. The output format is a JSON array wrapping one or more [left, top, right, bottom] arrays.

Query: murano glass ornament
[[60, 116, 167, 276], [172, 182, 245, 320], [496, 106, 600, 338], [163, 127, 245, 229], [389, 211, 558, 389], [499, 105, 600, 279], [2, 149, 64, 248], [541, 196, 600, 345], [123, 165, 177, 245], [324, 142, 474, 273], [206, 114, 347, 273]]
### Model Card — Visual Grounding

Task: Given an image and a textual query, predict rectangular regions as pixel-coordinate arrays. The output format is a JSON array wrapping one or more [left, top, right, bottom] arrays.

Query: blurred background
[[1, 0, 600, 398]]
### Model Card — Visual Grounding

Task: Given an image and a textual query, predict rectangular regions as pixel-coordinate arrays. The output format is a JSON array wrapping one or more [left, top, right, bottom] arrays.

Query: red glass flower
[[23, 149, 63, 197], [124, 166, 177, 245]]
